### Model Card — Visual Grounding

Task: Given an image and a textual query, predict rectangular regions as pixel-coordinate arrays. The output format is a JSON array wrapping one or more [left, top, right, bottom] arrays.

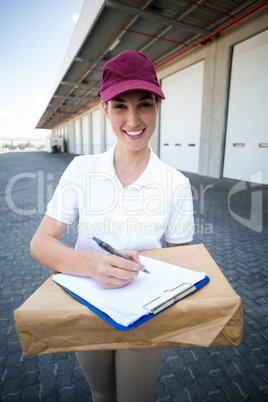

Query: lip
[[123, 129, 145, 139]]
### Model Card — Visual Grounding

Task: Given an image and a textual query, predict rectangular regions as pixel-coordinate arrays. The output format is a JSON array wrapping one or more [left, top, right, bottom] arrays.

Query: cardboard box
[[14, 245, 243, 356]]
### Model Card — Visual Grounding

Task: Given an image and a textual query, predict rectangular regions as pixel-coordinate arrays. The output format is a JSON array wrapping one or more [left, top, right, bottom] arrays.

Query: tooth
[[126, 130, 143, 136]]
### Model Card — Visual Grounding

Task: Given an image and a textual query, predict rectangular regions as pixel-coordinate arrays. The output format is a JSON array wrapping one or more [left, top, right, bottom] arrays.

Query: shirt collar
[[133, 148, 158, 188]]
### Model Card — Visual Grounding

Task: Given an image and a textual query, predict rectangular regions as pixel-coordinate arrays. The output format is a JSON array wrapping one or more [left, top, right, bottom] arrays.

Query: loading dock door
[[92, 109, 102, 154], [82, 115, 90, 155], [74, 119, 82, 155], [160, 61, 204, 173], [223, 30, 268, 185]]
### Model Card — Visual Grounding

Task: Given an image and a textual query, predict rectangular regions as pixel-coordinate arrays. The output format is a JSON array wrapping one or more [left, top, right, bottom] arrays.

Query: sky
[[0, 0, 85, 144]]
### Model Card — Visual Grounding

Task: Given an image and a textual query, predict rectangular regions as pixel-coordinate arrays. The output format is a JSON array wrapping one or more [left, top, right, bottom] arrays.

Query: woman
[[30, 50, 194, 402]]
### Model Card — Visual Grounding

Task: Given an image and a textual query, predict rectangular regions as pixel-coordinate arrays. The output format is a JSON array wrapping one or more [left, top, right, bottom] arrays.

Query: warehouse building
[[36, 0, 268, 184]]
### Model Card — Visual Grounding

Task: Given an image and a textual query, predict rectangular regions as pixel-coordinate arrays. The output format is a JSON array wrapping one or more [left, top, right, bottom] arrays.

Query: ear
[[101, 101, 109, 119]]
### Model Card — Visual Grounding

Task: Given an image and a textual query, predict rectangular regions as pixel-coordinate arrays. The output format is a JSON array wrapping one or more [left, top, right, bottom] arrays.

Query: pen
[[92, 236, 150, 274]]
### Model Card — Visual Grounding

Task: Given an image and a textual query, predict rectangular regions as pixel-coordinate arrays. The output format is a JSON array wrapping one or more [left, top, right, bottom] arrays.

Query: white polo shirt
[[46, 145, 194, 252]]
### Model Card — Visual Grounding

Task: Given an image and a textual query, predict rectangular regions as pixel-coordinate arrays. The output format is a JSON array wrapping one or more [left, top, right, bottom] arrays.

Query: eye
[[114, 103, 126, 110], [139, 101, 153, 109]]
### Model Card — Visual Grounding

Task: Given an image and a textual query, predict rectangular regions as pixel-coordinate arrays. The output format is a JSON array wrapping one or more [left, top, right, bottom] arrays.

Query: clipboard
[[58, 276, 210, 331]]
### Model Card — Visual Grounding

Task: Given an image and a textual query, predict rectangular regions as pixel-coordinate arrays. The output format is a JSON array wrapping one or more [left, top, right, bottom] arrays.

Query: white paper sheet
[[52, 255, 206, 326]]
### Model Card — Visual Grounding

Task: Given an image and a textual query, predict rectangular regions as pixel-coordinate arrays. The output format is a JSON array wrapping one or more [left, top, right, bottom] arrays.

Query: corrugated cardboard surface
[[14, 245, 243, 356]]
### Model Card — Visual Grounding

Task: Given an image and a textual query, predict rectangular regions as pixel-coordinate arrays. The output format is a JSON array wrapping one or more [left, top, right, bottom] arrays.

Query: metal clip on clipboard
[[143, 283, 197, 315]]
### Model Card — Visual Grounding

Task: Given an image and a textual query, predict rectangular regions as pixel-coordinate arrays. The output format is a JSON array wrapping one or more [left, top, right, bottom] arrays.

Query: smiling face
[[102, 90, 160, 152]]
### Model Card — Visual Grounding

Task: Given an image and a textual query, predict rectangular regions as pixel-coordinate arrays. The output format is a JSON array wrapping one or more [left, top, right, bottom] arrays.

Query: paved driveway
[[0, 151, 267, 401]]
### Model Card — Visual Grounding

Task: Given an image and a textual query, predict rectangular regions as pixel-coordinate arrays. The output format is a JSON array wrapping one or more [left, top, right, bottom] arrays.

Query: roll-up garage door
[[74, 119, 82, 155], [82, 115, 90, 155], [92, 109, 102, 154], [223, 30, 268, 185], [160, 61, 204, 173]]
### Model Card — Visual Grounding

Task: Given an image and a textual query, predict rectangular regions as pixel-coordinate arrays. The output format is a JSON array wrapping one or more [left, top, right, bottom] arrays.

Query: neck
[[113, 144, 150, 187], [114, 143, 150, 168]]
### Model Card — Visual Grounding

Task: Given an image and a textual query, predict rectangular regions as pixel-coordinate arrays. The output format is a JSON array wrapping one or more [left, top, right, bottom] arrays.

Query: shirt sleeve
[[164, 178, 194, 244], [46, 158, 79, 225]]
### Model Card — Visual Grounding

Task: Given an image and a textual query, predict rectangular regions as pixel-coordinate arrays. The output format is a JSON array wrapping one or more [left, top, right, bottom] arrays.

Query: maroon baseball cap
[[98, 50, 165, 102]]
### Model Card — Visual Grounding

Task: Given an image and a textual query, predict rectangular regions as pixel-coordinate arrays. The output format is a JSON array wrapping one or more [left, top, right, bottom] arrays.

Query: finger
[[116, 250, 145, 270], [98, 254, 138, 279], [106, 265, 138, 282], [121, 249, 142, 264], [92, 253, 137, 288], [109, 255, 144, 273], [97, 275, 134, 289], [101, 253, 139, 272]]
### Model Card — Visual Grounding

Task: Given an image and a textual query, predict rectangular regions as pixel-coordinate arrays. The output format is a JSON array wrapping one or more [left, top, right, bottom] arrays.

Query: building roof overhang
[[36, 0, 267, 130]]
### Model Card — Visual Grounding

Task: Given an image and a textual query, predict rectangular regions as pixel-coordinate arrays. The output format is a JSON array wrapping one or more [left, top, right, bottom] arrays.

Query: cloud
[[0, 106, 13, 118], [72, 13, 80, 23]]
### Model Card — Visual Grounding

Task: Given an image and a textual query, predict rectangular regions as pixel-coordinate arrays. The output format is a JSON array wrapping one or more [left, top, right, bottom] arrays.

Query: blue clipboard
[[60, 276, 210, 331]]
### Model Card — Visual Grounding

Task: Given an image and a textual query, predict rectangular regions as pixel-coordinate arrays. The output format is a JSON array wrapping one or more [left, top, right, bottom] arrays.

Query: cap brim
[[99, 79, 165, 102]]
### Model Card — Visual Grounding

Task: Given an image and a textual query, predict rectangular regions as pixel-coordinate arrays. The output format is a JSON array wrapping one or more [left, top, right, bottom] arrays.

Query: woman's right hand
[[30, 216, 144, 289], [88, 250, 145, 289]]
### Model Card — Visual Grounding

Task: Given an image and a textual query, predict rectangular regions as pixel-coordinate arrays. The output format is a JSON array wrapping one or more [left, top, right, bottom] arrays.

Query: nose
[[127, 108, 140, 128]]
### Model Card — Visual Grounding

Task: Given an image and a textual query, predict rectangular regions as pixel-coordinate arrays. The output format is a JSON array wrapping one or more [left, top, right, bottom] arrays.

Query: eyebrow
[[111, 94, 154, 103]]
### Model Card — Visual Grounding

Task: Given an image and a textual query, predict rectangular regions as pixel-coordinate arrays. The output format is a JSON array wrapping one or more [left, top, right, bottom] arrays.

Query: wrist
[[76, 250, 99, 278]]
